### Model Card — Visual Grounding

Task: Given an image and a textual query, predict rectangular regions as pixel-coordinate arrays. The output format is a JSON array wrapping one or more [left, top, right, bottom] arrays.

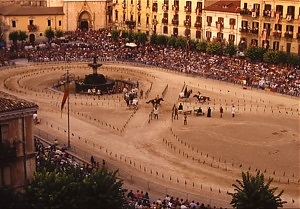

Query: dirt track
[[1, 61, 299, 208]]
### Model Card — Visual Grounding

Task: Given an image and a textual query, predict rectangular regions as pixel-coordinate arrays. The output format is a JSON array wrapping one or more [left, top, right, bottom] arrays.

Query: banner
[[61, 88, 69, 116]]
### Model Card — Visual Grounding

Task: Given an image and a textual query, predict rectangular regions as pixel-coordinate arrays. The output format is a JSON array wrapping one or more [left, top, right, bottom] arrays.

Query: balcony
[[195, 7, 202, 15], [284, 32, 293, 39], [152, 19, 158, 26], [184, 6, 191, 13], [263, 10, 272, 17], [137, 4, 141, 11], [250, 28, 259, 34], [172, 19, 179, 25], [162, 18, 168, 24], [122, 3, 126, 9], [216, 21, 224, 31], [125, 20, 136, 30], [162, 4, 168, 12], [28, 24, 38, 32], [172, 5, 179, 14], [273, 31, 282, 38], [240, 9, 251, 16], [152, 6, 158, 12], [194, 22, 202, 28], [239, 27, 249, 33], [184, 20, 191, 27], [0, 142, 17, 161]]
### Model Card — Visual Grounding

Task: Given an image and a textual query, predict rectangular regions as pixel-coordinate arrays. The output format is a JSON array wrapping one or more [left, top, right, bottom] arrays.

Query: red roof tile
[[204, 0, 241, 13]]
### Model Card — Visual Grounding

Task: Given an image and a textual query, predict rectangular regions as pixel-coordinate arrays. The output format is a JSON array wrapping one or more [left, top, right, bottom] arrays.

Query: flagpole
[[67, 70, 70, 148]]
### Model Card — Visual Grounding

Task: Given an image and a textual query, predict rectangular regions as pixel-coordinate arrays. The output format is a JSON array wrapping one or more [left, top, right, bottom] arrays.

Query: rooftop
[[0, 4, 63, 16], [204, 0, 241, 13]]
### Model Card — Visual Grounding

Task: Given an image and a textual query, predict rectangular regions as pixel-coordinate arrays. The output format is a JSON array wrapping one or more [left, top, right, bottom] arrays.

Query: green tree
[[175, 36, 186, 49], [150, 34, 158, 44], [224, 43, 237, 57], [167, 36, 177, 47], [263, 50, 287, 65], [9, 30, 19, 49], [45, 27, 55, 42], [128, 30, 135, 42], [156, 35, 168, 45], [111, 30, 119, 41], [18, 30, 28, 46], [206, 41, 223, 55], [228, 171, 286, 209], [135, 32, 148, 44], [0, 186, 24, 209], [24, 167, 127, 209], [286, 53, 300, 67], [244, 47, 266, 62], [196, 41, 207, 53], [55, 29, 64, 38]]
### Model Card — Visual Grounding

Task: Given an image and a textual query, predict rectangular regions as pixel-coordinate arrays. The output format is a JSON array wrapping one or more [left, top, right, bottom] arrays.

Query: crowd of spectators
[[1, 28, 299, 97]]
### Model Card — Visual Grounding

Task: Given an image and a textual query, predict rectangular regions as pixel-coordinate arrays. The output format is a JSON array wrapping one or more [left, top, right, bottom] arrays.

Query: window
[[115, 10, 118, 20], [130, 0, 133, 4], [130, 15, 133, 21], [163, 26, 168, 34], [276, 5, 283, 15], [48, 19, 51, 27], [0, 124, 9, 143], [207, 16, 212, 26], [273, 41, 279, 50], [138, 15, 141, 24], [173, 27, 178, 36], [286, 43, 291, 53], [250, 39, 258, 46], [29, 20, 34, 25], [287, 6, 295, 16], [196, 30, 201, 39], [12, 20, 16, 28], [185, 29, 191, 37], [206, 31, 212, 41], [59, 20, 61, 26], [243, 3, 247, 9], [123, 13, 126, 21], [146, 16, 149, 24], [228, 34, 235, 43]]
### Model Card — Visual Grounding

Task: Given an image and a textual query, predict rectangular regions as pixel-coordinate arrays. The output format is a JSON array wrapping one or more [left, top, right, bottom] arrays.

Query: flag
[[61, 88, 69, 116]]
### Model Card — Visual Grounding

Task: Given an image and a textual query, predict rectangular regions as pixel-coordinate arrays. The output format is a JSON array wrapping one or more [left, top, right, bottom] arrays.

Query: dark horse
[[146, 97, 164, 106], [193, 94, 211, 103]]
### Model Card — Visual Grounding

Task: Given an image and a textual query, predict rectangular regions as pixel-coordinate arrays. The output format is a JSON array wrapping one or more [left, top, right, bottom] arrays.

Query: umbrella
[[125, 42, 137, 47]]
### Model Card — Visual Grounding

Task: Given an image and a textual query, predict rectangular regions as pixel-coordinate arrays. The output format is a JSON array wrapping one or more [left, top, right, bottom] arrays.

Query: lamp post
[[61, 69, 75, 148]]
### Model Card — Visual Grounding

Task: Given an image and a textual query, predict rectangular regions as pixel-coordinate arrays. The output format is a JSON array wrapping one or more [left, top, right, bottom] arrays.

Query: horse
[[146, 97, 164, 106], [194, 94, 211, 103], [179, 89, 192, 99]]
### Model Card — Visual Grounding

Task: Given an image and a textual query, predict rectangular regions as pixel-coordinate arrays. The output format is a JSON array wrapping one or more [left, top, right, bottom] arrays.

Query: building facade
[[238, 0, 300, 54], [202, 1, 241, 45], [113, 0, 205, 39], [0, 93, 39, 189]]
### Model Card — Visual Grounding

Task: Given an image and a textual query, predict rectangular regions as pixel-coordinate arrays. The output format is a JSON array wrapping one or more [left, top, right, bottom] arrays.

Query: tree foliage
[[244, 47, 266, 62], [45, 28, 55, 42], [224, 43, 237, 57], [228, 171, 286, 209], [55, 29, 64, 38], [263, 50, 287, 65], [196, 41, 207, 52], [206, 41, 223, 55]]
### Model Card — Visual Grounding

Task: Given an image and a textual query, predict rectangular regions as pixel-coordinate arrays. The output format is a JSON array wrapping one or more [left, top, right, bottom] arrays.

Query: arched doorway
[[29, 34, 35, 44], [79, 11, 91, 31]]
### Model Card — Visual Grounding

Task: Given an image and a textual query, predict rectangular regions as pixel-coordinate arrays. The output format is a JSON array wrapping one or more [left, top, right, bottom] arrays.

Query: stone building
[[0, 92, 39, 189], [238, 0, 300, 54]]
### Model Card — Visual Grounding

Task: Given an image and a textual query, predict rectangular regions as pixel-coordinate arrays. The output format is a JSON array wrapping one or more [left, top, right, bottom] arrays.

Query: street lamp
[[61, 70, 75, 148]]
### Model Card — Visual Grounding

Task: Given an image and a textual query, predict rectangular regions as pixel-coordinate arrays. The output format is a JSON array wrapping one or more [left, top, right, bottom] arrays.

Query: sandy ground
[[1, 61, 299, 208]]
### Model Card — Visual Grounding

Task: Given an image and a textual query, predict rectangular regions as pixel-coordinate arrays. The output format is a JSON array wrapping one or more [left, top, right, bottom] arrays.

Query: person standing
[[183, 113, 187, 125], [232, 105, 236, 117], [207, 107, 212, 117], [153, 105, 159, 120], [219, 106, 223, 118]]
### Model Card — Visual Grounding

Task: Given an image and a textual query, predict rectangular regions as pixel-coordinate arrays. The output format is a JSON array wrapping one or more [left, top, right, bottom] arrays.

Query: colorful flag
[[61, 88, 69, 116]]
